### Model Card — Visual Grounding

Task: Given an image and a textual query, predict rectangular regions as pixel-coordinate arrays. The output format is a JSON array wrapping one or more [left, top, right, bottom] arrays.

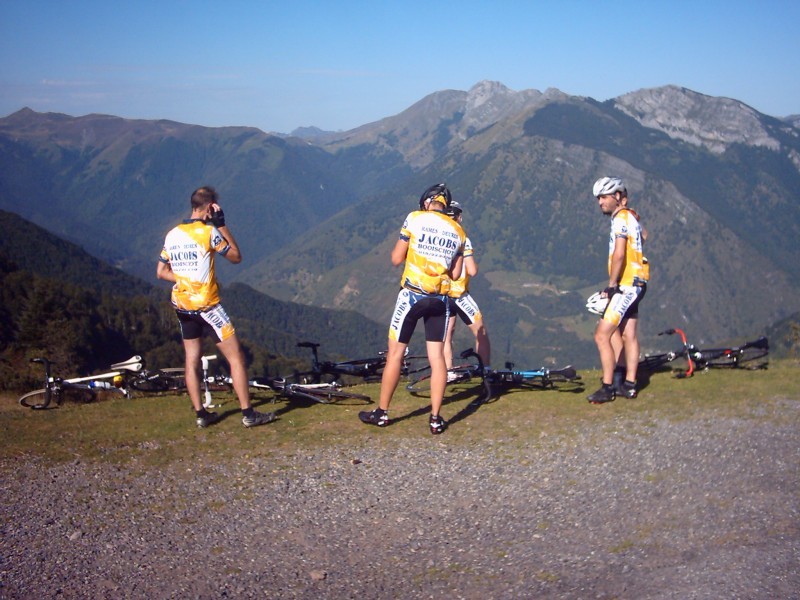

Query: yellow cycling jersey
[[398, 210, 466, 295], [159, 219, 230, 311], [447, 236, 474, 298], [608, 208, 649, 286]]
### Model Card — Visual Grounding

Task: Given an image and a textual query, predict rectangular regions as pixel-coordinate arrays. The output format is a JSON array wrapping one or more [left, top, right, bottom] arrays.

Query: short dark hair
[[191, 186, 218, 210]]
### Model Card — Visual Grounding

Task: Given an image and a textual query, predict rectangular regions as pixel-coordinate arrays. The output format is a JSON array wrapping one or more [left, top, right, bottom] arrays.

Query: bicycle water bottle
[[89, 380, 113, 390]]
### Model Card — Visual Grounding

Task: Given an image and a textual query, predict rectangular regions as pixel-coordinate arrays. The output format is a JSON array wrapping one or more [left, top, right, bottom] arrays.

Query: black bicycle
[[640, 328, 769, 378], [639, 328, 696, 378], [127, 354, 232, 408], [244, 376, 372, 405], [289, 341, 429, 385], [689, 336, 769, 371]]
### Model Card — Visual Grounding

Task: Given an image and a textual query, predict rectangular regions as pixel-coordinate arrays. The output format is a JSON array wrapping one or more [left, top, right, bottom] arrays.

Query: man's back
[[399, 210, 466, 295], [160, 219, 229, 311]]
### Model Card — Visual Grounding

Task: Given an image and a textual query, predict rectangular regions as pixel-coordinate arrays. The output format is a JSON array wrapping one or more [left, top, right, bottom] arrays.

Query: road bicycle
[[639, 328, 769, 378], [407, 349, 582, 400], [128, 354, 232, 408], [19, 355, 144, 409], [239, 375, 372, 405], [638, 328, 696, 378], [288, 341, 429, 385], [405, 354, 484, 393], [689, 336, 769, 371]]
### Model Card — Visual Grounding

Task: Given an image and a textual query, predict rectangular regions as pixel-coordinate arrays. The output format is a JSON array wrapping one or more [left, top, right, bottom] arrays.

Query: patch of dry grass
[[1, 361, 797, 467]]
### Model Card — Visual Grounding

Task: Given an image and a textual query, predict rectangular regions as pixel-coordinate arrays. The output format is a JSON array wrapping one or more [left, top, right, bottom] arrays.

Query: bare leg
[[594, 319, 619, 386], [443, 316, 456, 370], [426, 340, 447, 417], [619, 317, 640, 382], [379, 338, 407, 411], [216, 333, 251, 410], [183, 338, 203, 411], [468, 318, 491, 366]]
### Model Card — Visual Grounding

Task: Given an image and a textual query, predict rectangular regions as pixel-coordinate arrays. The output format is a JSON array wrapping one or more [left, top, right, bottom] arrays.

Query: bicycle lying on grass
[[407, 349, 583, 404], [288, 341, 429, 385], [128, 354, 232, 408], [239, 376, 372, 405], [639, 328, 769, 378], [19, 355, 144, 409]]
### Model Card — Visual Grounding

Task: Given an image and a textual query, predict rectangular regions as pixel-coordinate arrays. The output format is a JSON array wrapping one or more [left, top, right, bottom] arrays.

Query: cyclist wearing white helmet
[[443, 201, 491, 374], [588, 177, 649, 404]]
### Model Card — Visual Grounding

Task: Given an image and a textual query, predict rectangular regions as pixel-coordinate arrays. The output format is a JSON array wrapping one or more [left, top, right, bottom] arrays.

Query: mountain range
[[1, 81, 799, 369]]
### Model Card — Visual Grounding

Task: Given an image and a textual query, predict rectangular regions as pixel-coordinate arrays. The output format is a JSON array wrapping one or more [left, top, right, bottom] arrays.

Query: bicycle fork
[[202, 354, 221, 409]]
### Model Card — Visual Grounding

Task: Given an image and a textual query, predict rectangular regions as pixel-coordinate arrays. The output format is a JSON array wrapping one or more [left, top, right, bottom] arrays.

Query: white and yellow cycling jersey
[[609, 208, 649, 286], [447, 236, 474, 298], [398, 210, 466, 295], [159, 219, 230, 311]]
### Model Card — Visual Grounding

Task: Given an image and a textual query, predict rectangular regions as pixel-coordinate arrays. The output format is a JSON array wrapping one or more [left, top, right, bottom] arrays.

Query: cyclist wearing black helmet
[[359, 183, 466, 434]]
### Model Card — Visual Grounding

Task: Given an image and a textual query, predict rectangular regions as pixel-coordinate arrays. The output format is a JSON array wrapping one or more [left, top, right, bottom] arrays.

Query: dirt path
[[2, 398, 799, 599]]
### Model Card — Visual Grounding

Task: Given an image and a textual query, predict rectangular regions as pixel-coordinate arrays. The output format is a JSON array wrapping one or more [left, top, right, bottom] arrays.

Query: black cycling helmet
[[418, 183, 452, 210]]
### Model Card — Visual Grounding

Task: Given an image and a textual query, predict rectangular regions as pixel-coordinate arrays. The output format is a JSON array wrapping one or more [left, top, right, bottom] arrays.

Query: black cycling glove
[[208, 207, 226, 228]]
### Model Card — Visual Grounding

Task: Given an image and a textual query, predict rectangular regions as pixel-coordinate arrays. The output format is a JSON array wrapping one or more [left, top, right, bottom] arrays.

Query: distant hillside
[[0, 209, 152, 296], [2, 82, 799, 370], [0, 210, 386, 388], [0, 108, 361, 282]]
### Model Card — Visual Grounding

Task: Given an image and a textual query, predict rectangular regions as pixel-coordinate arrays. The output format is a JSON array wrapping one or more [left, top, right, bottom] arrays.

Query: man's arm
[[391, 238, 409, 266], [209, 203, 242, 264], [157, 259, 176, 283], [449, 253, 464, 281], [218, 225, 242, 264], [606, 237, 626, 291], [464, 255, 478, 277]]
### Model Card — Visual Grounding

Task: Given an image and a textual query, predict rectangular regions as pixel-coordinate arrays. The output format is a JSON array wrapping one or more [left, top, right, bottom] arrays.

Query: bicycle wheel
[[737, 346, 768, 369], [130, 373, 183, 393], [284, 384, 372, 405], [406, 364, 477, 394], [406, 372, 432, 393], [19, 387, 95, 409]]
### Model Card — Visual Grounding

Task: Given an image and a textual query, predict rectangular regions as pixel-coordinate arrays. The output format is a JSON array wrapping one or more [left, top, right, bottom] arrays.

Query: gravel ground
[[2, 398, 799, 599]]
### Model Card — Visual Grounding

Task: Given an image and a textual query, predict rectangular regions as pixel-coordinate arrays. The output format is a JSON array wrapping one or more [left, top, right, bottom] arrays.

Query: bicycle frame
[[21, 355, 143, 409], [239, 376, 372, 405], [295, 341, 427, 384], [486, 364, 579, 387], [640, 329, 768, 377], [689, 336, 769, 370], [639, 328, 694, 378]]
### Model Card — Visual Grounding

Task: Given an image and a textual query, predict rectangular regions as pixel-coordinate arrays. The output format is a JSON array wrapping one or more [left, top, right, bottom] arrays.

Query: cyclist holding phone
[[157, 186, 276, 428]]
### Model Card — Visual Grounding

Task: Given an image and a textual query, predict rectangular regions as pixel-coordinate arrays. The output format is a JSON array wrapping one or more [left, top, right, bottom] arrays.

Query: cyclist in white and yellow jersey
[[443, 201, 491, 373], [359, 183, 466, 434], [588, 177, 649, 404], [157, 186, 275, 429]]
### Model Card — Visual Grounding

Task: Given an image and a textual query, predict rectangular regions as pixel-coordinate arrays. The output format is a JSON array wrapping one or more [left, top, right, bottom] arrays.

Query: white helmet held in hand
[[593, 177, 626, 198], [586, 291, 609, 316]]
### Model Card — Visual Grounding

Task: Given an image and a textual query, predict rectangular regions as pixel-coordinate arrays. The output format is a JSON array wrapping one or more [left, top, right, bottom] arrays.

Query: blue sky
[[1, 1, 798, 133]]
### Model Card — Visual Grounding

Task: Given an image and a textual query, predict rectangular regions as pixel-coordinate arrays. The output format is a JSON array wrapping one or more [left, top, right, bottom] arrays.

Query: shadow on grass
[[394, 384, 489, 428]]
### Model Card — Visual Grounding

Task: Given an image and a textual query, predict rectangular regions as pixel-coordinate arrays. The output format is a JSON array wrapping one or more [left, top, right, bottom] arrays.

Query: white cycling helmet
[[585, 291, 609, 316], [447, 200, 463, 219], [592, 176, 626, 198]]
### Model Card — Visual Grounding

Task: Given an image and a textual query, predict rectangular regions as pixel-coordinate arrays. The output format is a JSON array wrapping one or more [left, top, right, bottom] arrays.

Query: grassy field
[[2, 361, 798, 468]]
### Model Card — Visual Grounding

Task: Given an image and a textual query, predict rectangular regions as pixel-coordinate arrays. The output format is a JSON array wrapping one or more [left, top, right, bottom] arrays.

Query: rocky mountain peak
[[614, 85, 779, 153], [462, 80, 544, 131]]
